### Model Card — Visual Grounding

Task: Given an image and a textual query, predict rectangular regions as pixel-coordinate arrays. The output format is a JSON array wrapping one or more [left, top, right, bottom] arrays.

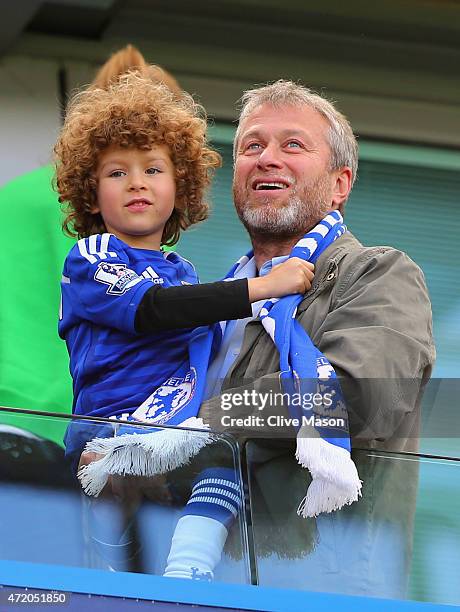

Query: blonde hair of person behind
[[55, 72, 221, 246], [91, 44, 182, 97]]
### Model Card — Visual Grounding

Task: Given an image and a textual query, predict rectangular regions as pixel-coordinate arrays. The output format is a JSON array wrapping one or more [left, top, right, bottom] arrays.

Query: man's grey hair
[[234, 80, 358, 187]]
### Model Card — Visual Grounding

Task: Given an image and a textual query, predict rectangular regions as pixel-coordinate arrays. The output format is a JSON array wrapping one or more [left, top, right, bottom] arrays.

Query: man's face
[[233, 103, 339, 237]]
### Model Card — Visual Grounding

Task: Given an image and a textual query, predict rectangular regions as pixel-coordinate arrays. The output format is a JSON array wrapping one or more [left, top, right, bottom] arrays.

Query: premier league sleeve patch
[[94, 262, 143, 295]]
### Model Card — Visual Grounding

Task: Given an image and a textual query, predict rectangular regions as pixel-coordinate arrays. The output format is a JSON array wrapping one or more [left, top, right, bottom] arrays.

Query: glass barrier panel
[[0, 408, 251, 586], [245, 439, 460, 606], [419, 378, 460, 458]]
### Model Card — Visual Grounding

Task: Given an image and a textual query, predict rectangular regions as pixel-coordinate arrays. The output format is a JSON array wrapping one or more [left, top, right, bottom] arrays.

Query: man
[[198, 80, 435, 596], [201, 79, 435, 451]]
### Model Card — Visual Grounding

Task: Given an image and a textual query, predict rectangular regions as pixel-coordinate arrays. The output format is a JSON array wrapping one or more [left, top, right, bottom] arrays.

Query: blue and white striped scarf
[[81, 212, 361, 516], [228, 211, 362, 516]]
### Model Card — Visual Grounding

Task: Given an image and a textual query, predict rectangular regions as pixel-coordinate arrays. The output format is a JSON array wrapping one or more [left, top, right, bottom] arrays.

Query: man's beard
[[234, 173, 332, 238]]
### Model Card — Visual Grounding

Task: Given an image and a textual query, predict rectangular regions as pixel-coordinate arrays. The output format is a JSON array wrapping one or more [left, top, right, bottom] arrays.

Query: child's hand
[[248, 257, 314, 301]]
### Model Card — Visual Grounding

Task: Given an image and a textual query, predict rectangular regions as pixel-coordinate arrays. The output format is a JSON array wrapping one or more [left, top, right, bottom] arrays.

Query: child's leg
[[163, 467, 242, 581]]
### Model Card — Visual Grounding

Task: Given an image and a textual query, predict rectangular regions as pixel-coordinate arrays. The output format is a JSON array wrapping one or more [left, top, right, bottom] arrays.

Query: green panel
[[177, 141, 251, 280], [359, 141, 460, 171], [346, 160, 459, 378]]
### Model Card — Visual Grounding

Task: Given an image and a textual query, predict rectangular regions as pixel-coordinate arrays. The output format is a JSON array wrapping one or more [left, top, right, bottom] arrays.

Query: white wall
[[0, 56, 62, 186]]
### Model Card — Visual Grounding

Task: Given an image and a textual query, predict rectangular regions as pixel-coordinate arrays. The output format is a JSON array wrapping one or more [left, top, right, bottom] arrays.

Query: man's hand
[[78, 450, 104, 470], [78, 450, 173, 504], [248, 257, 314, 301]]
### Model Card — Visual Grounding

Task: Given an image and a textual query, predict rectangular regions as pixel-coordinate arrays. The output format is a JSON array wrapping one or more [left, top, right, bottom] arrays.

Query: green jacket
[[0, 166, 74, 445], [199, 232, 435, 453]]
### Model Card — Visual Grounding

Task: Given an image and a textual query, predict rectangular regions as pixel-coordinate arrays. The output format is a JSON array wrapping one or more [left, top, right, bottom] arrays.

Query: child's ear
[[89, 175, 100, 214], [90, 201, 100, 215]]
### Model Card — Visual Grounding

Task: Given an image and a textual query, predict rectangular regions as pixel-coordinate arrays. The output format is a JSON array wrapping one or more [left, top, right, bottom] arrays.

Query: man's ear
[[331, 167, 353, 214]]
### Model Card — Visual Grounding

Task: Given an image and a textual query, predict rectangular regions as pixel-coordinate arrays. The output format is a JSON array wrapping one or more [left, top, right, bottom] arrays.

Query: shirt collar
[[259, 254, 289, 277], [233, 253, 289, 279]]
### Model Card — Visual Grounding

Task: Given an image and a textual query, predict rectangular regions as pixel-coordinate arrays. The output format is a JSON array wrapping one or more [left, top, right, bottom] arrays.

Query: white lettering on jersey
[[141, 266, 164, 284]]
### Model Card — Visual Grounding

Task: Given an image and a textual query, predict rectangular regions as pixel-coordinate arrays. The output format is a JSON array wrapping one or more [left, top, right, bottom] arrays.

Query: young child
[[55, 72, 314, 579]]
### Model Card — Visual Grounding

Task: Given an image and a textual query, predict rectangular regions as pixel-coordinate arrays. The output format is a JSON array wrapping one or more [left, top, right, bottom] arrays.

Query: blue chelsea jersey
[[59, 233, 198, 427]]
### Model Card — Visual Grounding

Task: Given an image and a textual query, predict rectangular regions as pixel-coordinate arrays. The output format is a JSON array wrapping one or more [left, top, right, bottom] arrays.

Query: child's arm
[[60, 237, 313, 337], [135, 257, 314, 333]]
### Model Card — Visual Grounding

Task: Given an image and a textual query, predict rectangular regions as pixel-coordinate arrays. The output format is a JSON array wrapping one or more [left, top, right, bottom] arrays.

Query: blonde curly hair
[[54, 72, 221, 246]]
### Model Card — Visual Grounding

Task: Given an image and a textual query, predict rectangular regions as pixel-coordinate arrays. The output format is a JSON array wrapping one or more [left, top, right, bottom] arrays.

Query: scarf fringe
[[297, 477, 361, 518], [295, 434, 362, 517], [78, 417, 213, 497]]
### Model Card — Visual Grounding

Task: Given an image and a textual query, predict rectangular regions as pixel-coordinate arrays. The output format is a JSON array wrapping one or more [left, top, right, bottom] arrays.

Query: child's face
[[93, 145, 176, 250]]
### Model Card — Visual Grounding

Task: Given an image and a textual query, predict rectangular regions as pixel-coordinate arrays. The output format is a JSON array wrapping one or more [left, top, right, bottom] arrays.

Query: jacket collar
[[296, 231, 362, 313]]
